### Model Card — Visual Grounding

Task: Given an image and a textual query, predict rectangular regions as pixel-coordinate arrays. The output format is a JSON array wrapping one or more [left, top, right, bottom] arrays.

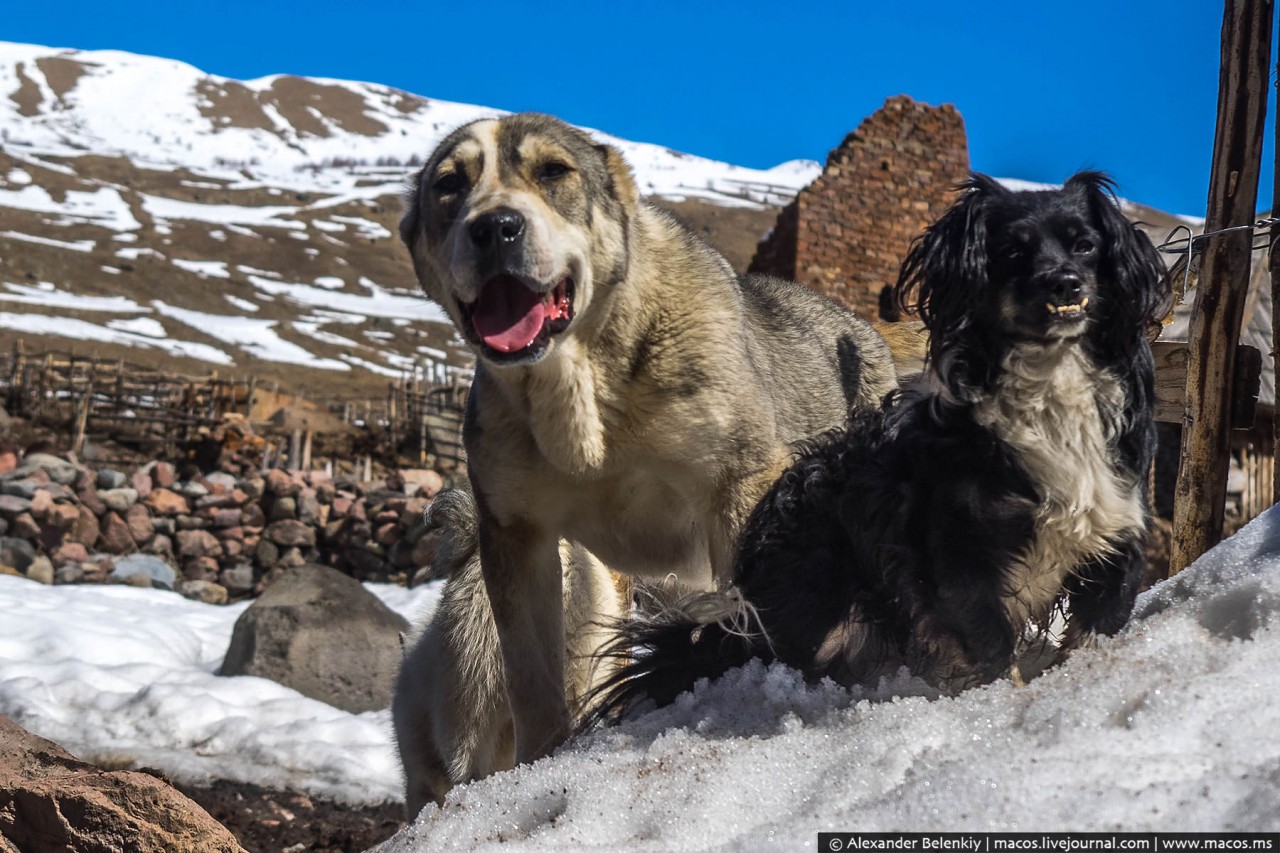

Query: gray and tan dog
[[393, 113, 896, 815]]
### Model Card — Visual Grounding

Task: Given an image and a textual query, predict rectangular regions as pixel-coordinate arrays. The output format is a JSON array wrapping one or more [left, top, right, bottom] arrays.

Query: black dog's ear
[[895, 172, 1008, 368], [1065, 171, 1171, 349]]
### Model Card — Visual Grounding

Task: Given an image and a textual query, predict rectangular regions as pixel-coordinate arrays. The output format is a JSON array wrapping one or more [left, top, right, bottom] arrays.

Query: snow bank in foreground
[[0, 578, 443, 805], [381, 508, 1280, 850]]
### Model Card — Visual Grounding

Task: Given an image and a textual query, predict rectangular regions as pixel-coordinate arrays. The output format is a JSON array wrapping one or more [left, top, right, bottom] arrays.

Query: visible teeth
[[1047, 301, 1087, 316]]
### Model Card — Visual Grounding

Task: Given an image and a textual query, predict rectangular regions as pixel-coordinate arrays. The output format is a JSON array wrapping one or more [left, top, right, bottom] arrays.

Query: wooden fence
[[0, 341, 470, 471]]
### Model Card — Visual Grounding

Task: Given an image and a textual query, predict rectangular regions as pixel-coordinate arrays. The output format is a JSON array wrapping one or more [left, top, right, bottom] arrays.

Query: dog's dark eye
[[1000, 245, 1023, 261], [537, 161, 573, 182], [1073, 238, 1096, 255], [433, 171, 465, 194]]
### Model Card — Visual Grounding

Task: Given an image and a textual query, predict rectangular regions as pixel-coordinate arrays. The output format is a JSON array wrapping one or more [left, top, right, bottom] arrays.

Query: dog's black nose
[[1048, 272, 1084, 303], [469, 210, 525, 250]]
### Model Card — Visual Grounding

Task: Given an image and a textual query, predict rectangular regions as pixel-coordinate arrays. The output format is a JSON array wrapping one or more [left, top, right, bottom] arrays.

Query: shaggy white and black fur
[[587, 171, 1171, 718]]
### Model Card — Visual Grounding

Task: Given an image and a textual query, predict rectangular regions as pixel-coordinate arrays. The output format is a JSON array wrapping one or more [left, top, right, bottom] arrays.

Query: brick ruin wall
[[750, 95, 971, 319]]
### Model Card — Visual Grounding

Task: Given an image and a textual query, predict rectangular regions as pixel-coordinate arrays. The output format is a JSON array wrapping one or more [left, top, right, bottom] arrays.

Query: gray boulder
[[22, 453, 78, 486], [219, 564, 409, 712], [111, 554, 177, 590]]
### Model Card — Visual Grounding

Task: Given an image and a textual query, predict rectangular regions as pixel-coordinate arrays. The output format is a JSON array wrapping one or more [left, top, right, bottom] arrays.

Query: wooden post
[[290, 429, 302, 471], [1272, 20, 1280, 506], [1172, 0, 1274, 574], [301, 429, 313, 470], [6, 339, 24, 414], [72, 380, 92, 455]]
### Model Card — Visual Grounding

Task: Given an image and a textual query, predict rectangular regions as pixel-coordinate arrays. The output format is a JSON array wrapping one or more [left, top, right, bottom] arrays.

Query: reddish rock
[[182, 556, 220, 582], [100, 511, 135, 555], [230, 488, 250, 506], [400, 497, 430, 527], [331, 496, 353, 517], [126, 504, 155, 544], [222, 539, 244, 560], [241, 502, 266, 529], [146, 488, 190, 517], [52, 542, 90, 566], [374, 523, 401, 547], [131, 468, 153, 499], [403, 468, 445, 498], [47, 501, 80, 530], [70, 506, 100, 548], [0, 715, 246, 853], [315, 480, 336, 505], [151, 461, 177, 489], [264, 519, 316, 548], [265, 469, 301, 498], [0, 451, 16, 475], [215, 526, 245, 543], [176, 529, 222, 559], [211, 508, 242, 528], [27, 489, 53, 520], [77, 485, 107, 516], [9, 512, 40, 540]]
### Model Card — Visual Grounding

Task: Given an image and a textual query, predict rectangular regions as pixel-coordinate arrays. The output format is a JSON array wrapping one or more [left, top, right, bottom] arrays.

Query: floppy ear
[[1065, 171, 1171, 353], [895, 172, 1007, 370], [398, 167, 442, 297], [598, 143, 639, 217]]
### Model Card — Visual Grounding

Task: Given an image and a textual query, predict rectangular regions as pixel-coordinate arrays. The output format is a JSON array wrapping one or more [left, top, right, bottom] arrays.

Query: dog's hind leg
[[393, 489, 513, 819]]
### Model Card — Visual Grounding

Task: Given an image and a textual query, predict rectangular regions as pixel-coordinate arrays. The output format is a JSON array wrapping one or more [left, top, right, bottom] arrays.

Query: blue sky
[[5, 1, 1275, 218]]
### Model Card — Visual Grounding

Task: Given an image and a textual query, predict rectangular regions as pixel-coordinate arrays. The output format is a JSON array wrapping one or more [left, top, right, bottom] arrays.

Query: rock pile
[[0, 452, 447, 604]]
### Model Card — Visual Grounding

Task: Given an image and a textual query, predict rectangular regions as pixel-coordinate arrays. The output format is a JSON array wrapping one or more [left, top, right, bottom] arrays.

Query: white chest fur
[[973, 342, 1146, 625]]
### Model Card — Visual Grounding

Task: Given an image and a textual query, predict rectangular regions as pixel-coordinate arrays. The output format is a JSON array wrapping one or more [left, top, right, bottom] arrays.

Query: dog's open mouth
[[464, 274, 575, 358], [1046, 297, 1089, 318]]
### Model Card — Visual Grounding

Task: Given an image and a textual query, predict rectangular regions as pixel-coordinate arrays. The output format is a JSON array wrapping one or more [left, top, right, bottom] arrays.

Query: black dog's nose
[[469, 210, 525, 250], [1048, 271, 1084, 303]]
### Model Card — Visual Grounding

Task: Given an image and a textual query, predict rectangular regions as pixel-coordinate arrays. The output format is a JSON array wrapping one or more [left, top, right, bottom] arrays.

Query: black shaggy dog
[[587, 172, 1170, 718]]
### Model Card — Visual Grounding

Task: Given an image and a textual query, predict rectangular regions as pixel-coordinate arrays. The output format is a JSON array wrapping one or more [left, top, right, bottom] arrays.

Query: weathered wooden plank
[[1153, 341, 1260, 428]]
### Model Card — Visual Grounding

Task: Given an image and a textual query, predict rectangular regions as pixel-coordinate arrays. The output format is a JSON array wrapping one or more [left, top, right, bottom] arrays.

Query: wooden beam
[[1172, 0, 1273, 575]]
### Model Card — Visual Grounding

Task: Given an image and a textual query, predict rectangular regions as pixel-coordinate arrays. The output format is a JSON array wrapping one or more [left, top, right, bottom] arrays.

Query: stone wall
[[750, 95, 971, 318]]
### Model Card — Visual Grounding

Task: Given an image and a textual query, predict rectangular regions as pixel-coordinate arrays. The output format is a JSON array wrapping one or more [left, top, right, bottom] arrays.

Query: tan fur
[[395, 113, 896, 793]]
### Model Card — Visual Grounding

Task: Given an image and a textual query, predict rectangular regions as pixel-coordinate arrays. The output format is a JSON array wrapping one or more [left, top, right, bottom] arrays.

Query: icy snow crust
[[0, 491, 1278, 841], [378, 508, 1280, 849]]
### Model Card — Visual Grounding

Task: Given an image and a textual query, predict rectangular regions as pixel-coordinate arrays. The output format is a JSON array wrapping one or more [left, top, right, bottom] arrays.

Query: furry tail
[[579, 587, 773, 729], [422, 488, 479, 580]]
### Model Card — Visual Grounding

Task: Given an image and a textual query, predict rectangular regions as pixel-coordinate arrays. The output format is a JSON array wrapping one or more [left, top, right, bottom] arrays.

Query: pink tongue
[[472, 277, 547, 353]]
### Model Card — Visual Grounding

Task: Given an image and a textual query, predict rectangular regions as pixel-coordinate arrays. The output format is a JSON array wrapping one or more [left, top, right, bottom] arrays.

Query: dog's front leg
[[475, 501, 570, 765], [1056, 536, 1146, 661]]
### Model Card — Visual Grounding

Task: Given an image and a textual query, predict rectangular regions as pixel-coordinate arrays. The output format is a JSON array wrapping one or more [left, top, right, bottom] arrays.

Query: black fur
[[586, 172, 1170, 724]]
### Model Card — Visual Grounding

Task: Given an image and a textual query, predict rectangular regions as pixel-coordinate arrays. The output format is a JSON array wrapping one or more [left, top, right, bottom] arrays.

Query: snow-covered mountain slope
[[0, 42, 817, 203], [0, 41, 816, 392]]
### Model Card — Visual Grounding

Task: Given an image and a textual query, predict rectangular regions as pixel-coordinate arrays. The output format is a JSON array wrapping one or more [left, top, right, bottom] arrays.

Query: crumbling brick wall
[[750, 95, 970, 319]]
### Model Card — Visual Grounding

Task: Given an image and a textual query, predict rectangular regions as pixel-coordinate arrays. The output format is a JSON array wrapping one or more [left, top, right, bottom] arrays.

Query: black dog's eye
[[1073, 238, 1096, 255], [1000, 244, 1023, 261], [537, 161, 573, 182], [432, 171, 465, 194]]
